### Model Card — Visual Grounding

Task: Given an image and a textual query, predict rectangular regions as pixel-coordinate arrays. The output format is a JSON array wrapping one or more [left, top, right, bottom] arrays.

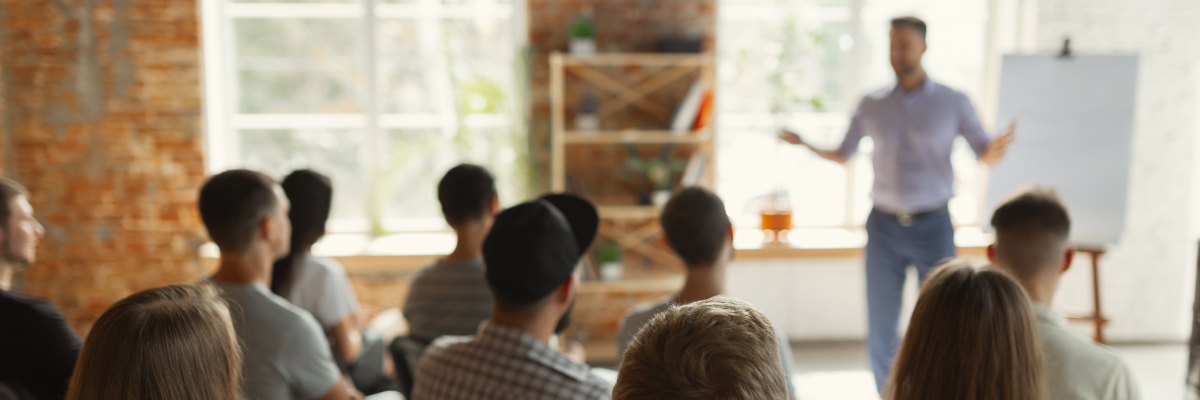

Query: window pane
[[235, 18, 362, 113], [719, 128, 850, 229], [238, 129, 369, 221], [234, 0, 356, 3], [377, 19, 430, 113], [378, 128, 526, 229]]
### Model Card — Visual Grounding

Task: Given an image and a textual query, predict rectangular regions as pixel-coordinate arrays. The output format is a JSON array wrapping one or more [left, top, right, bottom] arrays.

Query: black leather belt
[[875, 205, 948, 227]]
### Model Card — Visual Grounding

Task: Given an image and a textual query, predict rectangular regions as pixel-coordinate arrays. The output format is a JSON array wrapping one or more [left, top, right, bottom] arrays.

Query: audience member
[[270, 170, 393, 393], [65, 284, 242, 400], [989, 186, 1142, 400], [412, 194, 610, 400], [0, 178, 81, 400], [887, 261, 1046, 400], [614, 296, 788, 400], [615, 187, 796, 398], [200, 169, 358, 400], [403, 164, 497, 344]]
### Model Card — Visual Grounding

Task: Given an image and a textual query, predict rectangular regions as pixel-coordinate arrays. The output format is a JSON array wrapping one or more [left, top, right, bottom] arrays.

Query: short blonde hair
[[614, 297, 788, 400]]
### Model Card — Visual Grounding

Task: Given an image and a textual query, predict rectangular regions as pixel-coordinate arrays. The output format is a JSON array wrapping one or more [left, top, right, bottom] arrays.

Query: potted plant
[[624, 144, 687, 207], [567, 14, 596, 56], [594, 242, 623, 281]]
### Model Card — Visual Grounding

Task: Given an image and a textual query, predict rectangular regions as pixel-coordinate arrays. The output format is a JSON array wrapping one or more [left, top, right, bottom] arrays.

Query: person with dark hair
[[66, 284, 243, 400], [614, 297, 788, 400], [779, 15, 1017, 390], [988, 186, 1142, 400], [0, 178, 82, 400], [403, 164, 498, 345], [270, 170, 393, 394], [200, 169, 359, 400], [412, 194, 611, 400], [615, 187, 796, 399], [887, 261, 1046, 400]]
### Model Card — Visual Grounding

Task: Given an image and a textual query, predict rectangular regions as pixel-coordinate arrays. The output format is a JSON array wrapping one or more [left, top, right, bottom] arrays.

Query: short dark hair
[[660, 187, 731, 267], [891, 16, 927, 40], [0, 178, 30, 226], [990, 185, 1071, 280], [437, 164, 497, 227], [198, 170, 279, 253]]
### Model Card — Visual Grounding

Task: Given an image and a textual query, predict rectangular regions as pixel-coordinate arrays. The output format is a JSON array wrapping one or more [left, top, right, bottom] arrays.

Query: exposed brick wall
[[526, 0, 716, 191], [0, 0, 206, 334]]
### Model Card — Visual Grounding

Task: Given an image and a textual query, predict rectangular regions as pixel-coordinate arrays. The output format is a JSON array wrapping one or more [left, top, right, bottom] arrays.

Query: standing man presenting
[[780, 16, 1014, 391]]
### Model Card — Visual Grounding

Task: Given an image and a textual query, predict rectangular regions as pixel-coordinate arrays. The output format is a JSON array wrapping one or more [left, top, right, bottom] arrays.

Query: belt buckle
[[898, 213, 914, 227]]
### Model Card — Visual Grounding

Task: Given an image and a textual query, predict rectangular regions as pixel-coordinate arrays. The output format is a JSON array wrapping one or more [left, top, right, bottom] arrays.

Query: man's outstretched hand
[[779, 129, 805, 145], [981, 122, 1016, 165]]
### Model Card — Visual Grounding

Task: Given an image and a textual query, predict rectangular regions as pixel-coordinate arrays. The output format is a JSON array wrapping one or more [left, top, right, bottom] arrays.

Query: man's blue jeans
[[864, 207, 956, 391]]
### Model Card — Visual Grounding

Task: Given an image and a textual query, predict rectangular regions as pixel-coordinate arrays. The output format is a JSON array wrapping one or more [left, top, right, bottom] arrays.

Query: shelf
[[560, 53, 712, 67], [564, 130, 711, 144], [597, 205, 661, 220]]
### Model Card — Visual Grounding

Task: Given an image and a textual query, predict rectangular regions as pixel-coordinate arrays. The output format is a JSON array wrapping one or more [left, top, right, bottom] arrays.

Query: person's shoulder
[[422, 334, 480, 364], [1040, 319, 1133, 372], [1, 291, 64, 318], [863, 85, 894, 102], [304, 255, 348, 276], [620, 298, 673, 333]]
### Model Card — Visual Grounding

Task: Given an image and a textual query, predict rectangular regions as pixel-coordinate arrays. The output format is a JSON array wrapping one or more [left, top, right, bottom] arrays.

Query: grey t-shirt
[[617, 298, 797, 398], [212, 281, 341, 400], [403, 258, 493, 342], [281, 255, 360, 330]]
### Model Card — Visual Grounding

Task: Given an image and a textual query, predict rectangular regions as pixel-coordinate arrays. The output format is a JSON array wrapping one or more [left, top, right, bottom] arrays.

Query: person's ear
[[489, 195, 500, 216], [1062, 248, 1076, 274], [258, 216, 274, 244], [557, 273, 577, 304], [986, 244, 998, 264]]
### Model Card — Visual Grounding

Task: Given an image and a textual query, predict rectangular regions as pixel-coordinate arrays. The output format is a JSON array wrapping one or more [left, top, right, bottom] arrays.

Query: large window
[[717, 0, 991, 232], [201, 0, 530, 251]]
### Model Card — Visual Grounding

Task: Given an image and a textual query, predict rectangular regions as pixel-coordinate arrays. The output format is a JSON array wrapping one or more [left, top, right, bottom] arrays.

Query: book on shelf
[[679, 152, 708, 188], [670, 81, 708, 134], [691, 89, 714, 130]]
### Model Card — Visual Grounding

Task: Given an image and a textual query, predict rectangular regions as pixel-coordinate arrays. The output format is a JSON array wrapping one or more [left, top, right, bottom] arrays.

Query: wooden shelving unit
[[549, 52, 717, 274]]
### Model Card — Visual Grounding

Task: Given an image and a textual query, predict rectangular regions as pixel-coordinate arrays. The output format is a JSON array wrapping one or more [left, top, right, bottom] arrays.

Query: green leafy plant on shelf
[[594, 242, 623, 264], [568, 15, 596, 39], [623, 144, 687, 193]]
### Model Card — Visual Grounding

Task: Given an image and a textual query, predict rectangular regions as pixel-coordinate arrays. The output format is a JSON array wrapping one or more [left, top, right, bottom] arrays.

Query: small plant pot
[[600, 262, 624, 281], [575, 113, 599, 132], [569, 38, 596, 56], [652, 190, 671, 207]]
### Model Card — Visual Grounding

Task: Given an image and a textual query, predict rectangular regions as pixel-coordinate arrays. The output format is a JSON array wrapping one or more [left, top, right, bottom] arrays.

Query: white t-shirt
[[1036, 304, 1143, 400], [282, 255, 361, 330]]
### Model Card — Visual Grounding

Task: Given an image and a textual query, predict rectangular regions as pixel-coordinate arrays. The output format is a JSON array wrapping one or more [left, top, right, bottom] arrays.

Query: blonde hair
[[614, 296, 787, 400], [886, 261, 1046, 400], [66, 284, 243, 400]]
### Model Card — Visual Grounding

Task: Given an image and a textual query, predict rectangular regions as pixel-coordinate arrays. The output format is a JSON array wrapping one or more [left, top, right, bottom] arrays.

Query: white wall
[[729, 0, 1200, 343]]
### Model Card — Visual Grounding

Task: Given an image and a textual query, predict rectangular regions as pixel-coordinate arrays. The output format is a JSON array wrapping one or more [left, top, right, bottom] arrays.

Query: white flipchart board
[[983, 55, 1139, 247]]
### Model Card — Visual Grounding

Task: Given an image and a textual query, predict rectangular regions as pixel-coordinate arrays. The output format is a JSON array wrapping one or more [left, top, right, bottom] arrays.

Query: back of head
[[990, 185, 1071, 282], [199, 169, 278, 253], [271, 170, 333, 295], [438, 164, 497, 228], [0, 178, 29, 227], [660, 187, 731, 268], [66, 284, 243, 400], [887, 261, 1045, 400], [614, 297, 787, 400]]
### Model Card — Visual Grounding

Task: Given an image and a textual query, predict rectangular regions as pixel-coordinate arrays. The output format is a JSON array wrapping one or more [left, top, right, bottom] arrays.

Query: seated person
[[403, 164, 497, 344], [614, 296, 789, 400], [66, 284, 242, 400], [887, 261, 1045, 400], [616, 187, 796, 398], [270, 170, 392, 393], [988, 186, 1142, 399], [199, 169, 358, 400], [0, 178, 81, 400], [413, 194, 610, 400]]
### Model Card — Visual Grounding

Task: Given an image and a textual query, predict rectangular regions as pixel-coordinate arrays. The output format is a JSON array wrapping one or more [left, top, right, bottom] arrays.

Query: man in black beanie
[[411, 194, 610, 400]]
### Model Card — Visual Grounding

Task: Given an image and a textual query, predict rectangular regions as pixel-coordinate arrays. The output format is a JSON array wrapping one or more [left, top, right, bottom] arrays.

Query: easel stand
[[1066, 248, 1108, 344]]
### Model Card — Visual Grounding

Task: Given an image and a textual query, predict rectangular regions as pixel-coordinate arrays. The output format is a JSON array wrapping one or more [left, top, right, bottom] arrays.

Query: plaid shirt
[[412, 321, 612, 400]]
